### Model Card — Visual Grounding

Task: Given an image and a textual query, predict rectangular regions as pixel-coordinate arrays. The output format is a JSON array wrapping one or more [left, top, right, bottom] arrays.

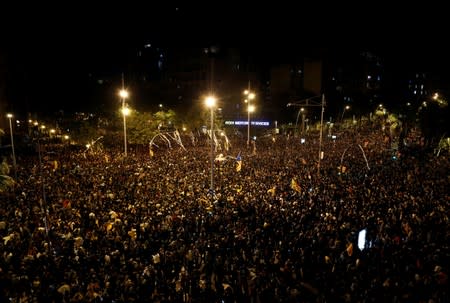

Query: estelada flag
[[290, 178, 301, 193], [236, 154, 242, 172], [267, 186, 276, 197]]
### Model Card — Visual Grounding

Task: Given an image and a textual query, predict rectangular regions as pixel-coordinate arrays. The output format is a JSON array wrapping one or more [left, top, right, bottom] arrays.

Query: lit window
[[413, 90, 417, 95], [367, 75, 371, 80], [420, 84, 424, 89]]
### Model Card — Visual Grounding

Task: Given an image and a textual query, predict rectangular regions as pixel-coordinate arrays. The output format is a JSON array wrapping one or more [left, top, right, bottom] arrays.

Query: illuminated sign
[[224, 120, 270, 126]]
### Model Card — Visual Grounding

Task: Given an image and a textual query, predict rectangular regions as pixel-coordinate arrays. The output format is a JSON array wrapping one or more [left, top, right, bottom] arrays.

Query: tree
[[0, 157, 15, 192], [153, 109, 177, 131], [125, 111, 155, 145]]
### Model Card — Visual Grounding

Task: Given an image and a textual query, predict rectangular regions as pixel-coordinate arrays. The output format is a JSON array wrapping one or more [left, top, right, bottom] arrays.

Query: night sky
[[2, 3, 449, 114]]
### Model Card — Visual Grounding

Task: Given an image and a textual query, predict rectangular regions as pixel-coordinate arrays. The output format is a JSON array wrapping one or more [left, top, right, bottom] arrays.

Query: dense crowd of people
[[0, 126, 448, 302]]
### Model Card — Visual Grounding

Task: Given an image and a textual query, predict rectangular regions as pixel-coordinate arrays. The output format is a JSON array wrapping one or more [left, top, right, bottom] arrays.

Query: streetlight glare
[[243, 88, 256, 146], [205, 95, 216, 195], [205, 96, 216, 107], [7, 113, 13, 118], [119, 89, 129, 99], [122, 107, 131, 116]]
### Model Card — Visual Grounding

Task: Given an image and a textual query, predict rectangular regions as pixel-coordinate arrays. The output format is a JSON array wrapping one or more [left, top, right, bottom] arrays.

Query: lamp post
[[119, 89, 129, 156], [6, 114, 16, 174], [205, 96, 216, 194], [341, 105, 350, 122], [287, 94, 325, 175], [248, 104, 255, 143], [317, 94, 325, 175], [244, 89, 255, 146]]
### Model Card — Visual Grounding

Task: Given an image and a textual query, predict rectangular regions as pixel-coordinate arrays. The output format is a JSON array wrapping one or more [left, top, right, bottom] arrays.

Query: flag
[[346, 242, 353, 256], [236, 154, 242, 172], [267, 186, 276, 197], [290, 178, 301, 193], [215, 154, 227, 162], [62, 199, 71, 208]]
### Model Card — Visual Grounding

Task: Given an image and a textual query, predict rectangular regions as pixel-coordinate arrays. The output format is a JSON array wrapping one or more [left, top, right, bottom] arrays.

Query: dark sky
[[2, 3, 449, 113]]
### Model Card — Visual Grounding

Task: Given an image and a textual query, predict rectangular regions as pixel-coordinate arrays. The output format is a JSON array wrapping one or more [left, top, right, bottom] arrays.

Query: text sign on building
[[224, 120, 270, 126]]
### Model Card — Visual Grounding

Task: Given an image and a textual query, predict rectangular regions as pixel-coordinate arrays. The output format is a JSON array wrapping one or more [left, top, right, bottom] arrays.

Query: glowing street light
[[121, 97, 130, 157], [341, 105, 350, 121], [6, 113, 16, 175], [119, 73, 130, 157], [244, 89, 256, 146], [205, 95, 216, 194]]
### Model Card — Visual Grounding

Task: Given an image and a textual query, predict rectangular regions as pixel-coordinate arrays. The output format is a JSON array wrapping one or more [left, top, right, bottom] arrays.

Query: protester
[[0, 126, 448, 302]]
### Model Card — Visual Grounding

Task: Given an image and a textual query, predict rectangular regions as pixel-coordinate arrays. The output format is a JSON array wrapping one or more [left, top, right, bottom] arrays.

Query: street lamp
[[300, 108, 305, 134], [248, 104, 255, 144], [119, 89, 129, 156], [286, 94, 325, 175], [341, 105, 350, 122], [6, 114, 16, 175], [244, 90, 255, 146], [205, 96, 216, 194]]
